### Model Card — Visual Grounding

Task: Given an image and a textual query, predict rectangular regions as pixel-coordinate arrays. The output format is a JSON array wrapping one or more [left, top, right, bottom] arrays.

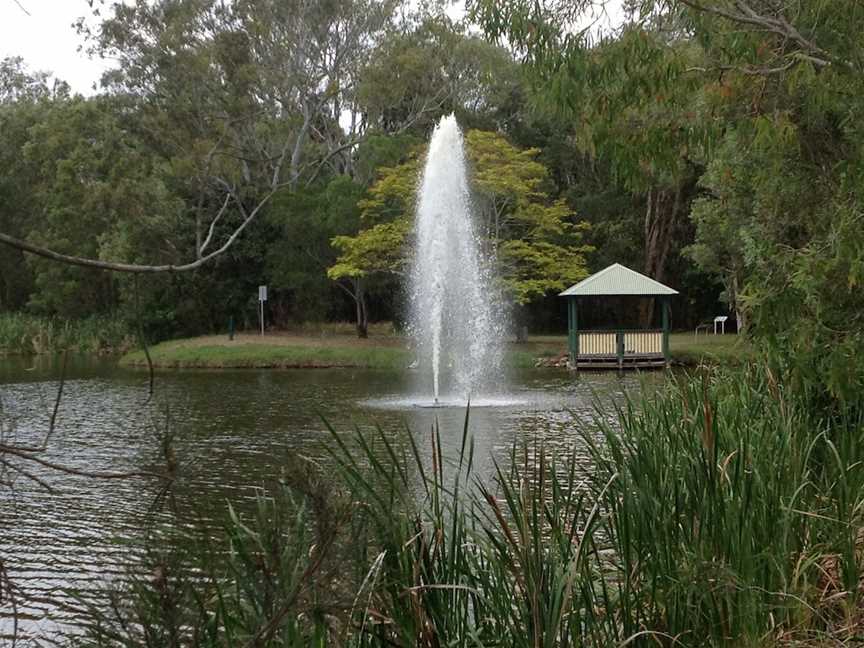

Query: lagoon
[[0, 356, 658, 641]]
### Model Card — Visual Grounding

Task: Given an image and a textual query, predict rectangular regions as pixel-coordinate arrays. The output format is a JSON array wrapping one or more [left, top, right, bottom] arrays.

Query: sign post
[[713, 315, 728, 335], [258, 285, 267, 336]]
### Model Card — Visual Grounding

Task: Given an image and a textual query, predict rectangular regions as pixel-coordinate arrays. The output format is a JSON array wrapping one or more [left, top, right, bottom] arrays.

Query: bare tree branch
[[0, 457, 57, 493], [198, 193, 232, 257], [12, 0, 30, 16], [0, 557, 19, 647], [0, 444, 164, 481], [40, 351, 66, 451], [685, 59, 796, 75], [134, 275, 155, 401], [0, 188, 278, 274]]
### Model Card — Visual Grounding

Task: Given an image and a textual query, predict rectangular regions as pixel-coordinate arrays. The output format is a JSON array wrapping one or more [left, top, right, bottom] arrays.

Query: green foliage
[[75, 463, 359, 647], [267, 177, 366, 322], [328, 220, 410, 281], [470, 0, 864, 400], [329, 130, 592, 305], [357, 15, 526, 134], [586, 366, 864, 645], [0, 313, 134, 355], [20, 96, 184, 318], [324, 417, 620, 646]]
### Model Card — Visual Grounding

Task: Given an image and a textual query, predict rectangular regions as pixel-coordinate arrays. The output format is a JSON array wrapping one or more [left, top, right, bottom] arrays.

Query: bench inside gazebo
[[559, 263, 678, 370]]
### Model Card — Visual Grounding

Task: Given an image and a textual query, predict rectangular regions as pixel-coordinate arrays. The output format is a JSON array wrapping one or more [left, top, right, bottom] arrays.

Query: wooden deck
[[570, 355, 667, 370]]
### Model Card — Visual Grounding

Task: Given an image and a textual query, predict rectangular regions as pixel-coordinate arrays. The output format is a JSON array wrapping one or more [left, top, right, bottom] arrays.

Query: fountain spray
[[409, 115, 504, 404]]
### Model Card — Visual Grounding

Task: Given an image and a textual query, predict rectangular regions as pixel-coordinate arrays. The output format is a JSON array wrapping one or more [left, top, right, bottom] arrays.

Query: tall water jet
[[409, 115, 504, 403]]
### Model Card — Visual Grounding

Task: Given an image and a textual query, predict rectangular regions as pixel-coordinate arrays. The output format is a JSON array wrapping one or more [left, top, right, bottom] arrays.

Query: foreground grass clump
[[0, 312, 134, 355], [588, 368, 864, 644], [74, 366, 864, 646]]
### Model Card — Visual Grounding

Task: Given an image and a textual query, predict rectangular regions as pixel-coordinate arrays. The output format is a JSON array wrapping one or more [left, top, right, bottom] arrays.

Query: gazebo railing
[[574, 329, 668, 363], [578, 331, 617, 356], [624, 330, 663, 355]]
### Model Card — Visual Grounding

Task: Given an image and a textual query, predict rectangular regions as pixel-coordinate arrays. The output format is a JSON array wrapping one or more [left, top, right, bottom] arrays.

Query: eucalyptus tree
[[0, 0, 402, 278], [469, 1, 713, 324], [357, 14, 526, 135], [470, 0, 864, 397], [0, 58, 57, 311]]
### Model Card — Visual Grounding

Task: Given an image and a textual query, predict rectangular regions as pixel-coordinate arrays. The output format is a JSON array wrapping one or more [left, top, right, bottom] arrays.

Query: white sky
[[0, 0, 111, 94], [0, 0, 626, 96]]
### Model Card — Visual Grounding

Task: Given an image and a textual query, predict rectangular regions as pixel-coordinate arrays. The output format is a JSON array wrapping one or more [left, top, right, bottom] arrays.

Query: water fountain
[[408, 114, 505, 406]]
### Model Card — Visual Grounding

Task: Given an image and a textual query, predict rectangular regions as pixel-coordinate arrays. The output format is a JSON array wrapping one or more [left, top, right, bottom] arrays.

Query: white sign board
[[258, 285, 268, 301]]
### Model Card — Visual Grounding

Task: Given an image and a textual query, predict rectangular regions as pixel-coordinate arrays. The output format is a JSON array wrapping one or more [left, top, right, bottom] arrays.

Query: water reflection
[[0, 356, 659, 641]]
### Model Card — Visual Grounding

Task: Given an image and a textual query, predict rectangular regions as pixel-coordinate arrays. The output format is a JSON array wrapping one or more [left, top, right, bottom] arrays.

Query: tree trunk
[[731, 273, 746, 334], [354, 278, 368, 338], [513, 304, 528, 342], [289, 105, 312, 190], [638, 184, 682, 328]]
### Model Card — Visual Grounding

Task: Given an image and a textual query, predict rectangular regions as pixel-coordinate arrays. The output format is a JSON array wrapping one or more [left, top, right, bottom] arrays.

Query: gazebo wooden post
[[661, 297, 670, 363], [567, 297, 579, 366]]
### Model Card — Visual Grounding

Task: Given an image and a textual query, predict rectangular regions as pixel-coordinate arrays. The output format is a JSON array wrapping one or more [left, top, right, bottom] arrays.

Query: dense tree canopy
[[4, 0, 862, 398], [469, 0, 864, 396]]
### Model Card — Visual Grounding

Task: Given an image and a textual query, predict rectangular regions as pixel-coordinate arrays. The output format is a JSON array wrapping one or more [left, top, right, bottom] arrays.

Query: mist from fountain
[[408, 114, 505, 406]]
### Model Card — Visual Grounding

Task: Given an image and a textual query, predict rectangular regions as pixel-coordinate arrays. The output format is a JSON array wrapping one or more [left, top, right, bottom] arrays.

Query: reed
[[70, 365, 864, 646], [0, 312, 134, 355], [323, 416, 623, 646], [583, 366, 864, 645]]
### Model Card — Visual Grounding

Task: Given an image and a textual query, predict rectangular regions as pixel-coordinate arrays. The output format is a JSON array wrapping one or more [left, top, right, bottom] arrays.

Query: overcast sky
[[1, 0, 625, 96], [1, 0, 111, 94]]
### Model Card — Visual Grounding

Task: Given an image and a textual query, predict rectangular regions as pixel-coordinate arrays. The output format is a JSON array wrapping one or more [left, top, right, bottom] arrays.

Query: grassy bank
[[529, 332, 749, 365], [0, 312, 135, 355], [120, 330, 748, 370], [122, 338, 411, 369], [669, 330, 751, 364], [120, 332, 540, 369]]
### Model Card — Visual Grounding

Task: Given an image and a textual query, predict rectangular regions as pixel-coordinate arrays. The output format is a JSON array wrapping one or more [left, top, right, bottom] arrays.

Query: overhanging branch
[[676, 0, 853, 72], [0, 188, 278, 274]]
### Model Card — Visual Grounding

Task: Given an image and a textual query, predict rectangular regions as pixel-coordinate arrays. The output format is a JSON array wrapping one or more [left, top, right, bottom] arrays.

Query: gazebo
[[559, 263, 678, 370]]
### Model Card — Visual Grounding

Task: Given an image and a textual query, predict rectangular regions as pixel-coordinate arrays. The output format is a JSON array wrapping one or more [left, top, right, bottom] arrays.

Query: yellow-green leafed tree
[[328, 131, 592, 333]]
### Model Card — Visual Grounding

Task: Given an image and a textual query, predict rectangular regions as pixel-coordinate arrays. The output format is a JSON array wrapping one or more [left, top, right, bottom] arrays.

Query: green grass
[[118, 329, 749, 371], [0, 312, 135, 355], [119, 335, 546, 370], [521, 332, 750, 366], [669, 331, 751, 365], [73, 362, 864, 646], [588, 366, 864, 645], [121, 342, 411, 369], [337, 365, 864, 646]]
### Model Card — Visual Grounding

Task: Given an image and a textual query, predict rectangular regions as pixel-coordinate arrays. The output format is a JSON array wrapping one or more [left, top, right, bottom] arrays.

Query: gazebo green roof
[[559, 263, 678, 297]]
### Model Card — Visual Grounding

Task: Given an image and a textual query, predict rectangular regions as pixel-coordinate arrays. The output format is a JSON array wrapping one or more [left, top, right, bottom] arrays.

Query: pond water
[[0, 355, 661, 642]]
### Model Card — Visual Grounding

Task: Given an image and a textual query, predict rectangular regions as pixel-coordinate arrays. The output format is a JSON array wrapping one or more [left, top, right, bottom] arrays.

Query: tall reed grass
[[584, 367, 864, 645], [0, 312, 134, 355], [71, 365, 864, 646]]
